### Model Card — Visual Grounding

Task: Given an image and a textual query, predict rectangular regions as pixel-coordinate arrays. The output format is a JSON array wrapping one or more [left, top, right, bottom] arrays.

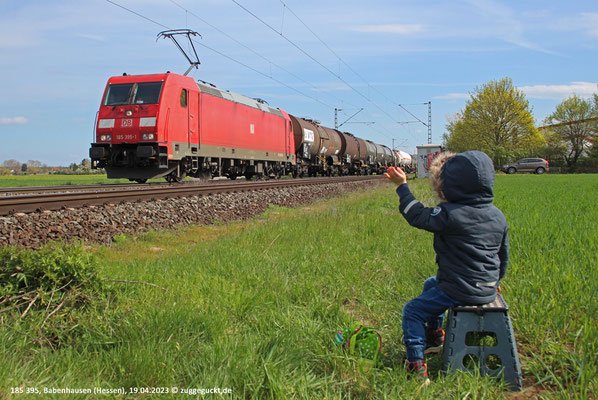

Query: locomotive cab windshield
[[103, 81, 163, 106]]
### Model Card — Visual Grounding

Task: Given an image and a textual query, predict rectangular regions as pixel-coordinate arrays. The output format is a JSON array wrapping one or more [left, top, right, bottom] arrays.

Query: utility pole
[[427, 101, 432, 144], [334, 108, 341, 129]]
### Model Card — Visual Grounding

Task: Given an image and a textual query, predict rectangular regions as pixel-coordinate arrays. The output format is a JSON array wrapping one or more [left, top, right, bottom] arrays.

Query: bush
[[0, 242, 107, 348], [1, 241, 102, 296]]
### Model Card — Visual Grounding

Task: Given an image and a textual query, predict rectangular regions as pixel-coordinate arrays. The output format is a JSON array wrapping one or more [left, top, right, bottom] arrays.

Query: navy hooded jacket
[[397, 151, 508, 304]]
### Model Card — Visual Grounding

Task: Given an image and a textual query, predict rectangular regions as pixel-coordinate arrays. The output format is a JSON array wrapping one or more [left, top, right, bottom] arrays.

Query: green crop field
[[0, 174, 164, 187], [1, 174, 596, 399]]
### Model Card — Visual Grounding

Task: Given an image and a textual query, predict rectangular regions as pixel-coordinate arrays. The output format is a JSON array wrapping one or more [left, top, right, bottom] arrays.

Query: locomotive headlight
[[100, 134, 112, 141], [125, 110, 133, 117], [98, 119, 115, 129], [142, 133, 155, 140]]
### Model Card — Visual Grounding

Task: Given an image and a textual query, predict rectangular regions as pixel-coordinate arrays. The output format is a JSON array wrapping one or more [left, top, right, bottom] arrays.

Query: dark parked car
[[501, 158, 549, 174]]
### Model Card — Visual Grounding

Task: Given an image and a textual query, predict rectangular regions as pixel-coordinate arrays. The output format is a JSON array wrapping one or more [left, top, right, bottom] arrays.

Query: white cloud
[[581, 12, 598, 37], [519, 82, 598, 99], [461, 0, 557, 54], [0, 117, 28, 125], [349, 24, 425, 35], [76, 33, 106, 42], [433, 93, 470, 100], [433, 83, 597, 102], [0, 21, 38, 48]]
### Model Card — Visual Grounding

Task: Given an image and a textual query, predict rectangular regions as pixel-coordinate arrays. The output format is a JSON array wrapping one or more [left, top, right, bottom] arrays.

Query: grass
[[495, 174, 598, 397], [0, 174, 596, 399], [0, 174, 164, 187]]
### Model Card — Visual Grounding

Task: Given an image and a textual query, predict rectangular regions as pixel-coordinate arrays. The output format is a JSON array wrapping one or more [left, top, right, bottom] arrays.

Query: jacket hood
[[440, 151, 495, 205]]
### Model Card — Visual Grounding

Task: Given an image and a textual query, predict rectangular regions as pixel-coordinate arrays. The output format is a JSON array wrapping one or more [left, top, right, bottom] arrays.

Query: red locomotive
[[90, 72, 295, 182]]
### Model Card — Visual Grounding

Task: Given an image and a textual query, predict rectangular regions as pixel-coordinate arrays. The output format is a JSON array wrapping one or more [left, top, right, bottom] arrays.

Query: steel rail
[[0, 176, 382, 216], [0, 183, 152, 196], [0, 179, 253, 196], [0, 175, 349, 196]]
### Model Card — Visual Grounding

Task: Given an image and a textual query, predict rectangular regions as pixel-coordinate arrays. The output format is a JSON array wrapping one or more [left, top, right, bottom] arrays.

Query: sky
[[0, 0, 597, 166]]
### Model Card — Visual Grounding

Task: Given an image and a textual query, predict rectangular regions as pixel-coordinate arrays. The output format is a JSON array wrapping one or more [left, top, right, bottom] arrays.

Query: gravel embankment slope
[[1, 180, 385, 248]]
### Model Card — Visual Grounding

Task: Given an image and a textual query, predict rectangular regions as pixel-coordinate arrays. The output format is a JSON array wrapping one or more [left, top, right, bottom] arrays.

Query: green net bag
[[336, 323, 382, 371]]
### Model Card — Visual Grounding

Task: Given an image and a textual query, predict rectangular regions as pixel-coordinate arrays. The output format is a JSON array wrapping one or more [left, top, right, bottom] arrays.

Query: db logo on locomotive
[[121, 119, 133, 128]]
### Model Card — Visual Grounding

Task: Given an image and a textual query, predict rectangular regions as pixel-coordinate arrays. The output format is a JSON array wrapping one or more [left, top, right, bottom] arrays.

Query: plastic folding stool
[[441, 294, 522, 391]]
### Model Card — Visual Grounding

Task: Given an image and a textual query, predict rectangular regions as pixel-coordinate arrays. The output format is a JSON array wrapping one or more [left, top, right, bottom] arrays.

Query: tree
[[588, 139, 598, 162], [25, 159, 43, 174], [80, 158, 91, 173], [443, 112, 468, 152], [544, 95, 598, 169], [27, 160, 42, 168], [443, 77, 544, 166], [539, 128, 568, 166], [2, 159, 21, 171], [21, 163, 28, 174]]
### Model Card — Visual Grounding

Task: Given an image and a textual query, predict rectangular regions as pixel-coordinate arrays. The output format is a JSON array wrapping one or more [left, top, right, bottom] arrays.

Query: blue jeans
[[402, 276, 461, 362]]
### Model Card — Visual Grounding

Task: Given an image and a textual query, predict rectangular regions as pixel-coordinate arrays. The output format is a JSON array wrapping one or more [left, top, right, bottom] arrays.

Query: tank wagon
[[90, 72, 396, 181], [393, 149, 415, 172]]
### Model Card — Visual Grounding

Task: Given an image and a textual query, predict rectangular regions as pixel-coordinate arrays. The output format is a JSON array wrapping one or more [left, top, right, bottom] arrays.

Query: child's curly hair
[[429, 152, 456, 201]]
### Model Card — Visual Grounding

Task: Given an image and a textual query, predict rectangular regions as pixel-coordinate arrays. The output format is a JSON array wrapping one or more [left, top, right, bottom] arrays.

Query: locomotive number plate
[[121, 119, 133, 128], [115, 134, 136, 140]]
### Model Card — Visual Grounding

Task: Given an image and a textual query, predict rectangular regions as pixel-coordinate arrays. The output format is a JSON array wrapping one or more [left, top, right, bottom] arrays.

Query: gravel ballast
[[0, 180, 385, 249]]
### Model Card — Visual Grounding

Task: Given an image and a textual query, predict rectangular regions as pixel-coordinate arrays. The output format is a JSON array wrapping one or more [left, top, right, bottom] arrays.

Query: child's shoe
[[424, 328, 445, 355], [405, 359, 429, 382]]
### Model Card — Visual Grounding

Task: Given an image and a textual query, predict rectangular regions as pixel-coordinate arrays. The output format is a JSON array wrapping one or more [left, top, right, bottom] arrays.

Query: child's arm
[[498, 227, 509, 280], [385, 167, 449, 233]]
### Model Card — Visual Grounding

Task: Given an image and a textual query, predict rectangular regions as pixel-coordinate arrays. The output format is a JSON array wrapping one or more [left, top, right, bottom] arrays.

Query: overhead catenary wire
[[231, 0, 399, 138], [231, 0, 363, 98], [166, 0, 362, 111], [106, 0, 169, 29], [105, 0, 335, 110], [275, 0, 433, 147], [276, 0, 399, 112], [398, 104, 428, 127], [194, 41, 336, 110]]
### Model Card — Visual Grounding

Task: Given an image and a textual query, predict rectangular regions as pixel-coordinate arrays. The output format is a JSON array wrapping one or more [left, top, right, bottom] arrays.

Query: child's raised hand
[[384, 166, 407, 186]]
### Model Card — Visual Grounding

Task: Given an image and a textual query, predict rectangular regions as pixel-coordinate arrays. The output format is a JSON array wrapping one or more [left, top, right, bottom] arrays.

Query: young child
[[384, 150, 509, 380]]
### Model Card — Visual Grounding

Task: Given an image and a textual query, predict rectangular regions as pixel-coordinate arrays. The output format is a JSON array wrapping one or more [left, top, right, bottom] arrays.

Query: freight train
[[89, 72, 412, 182]]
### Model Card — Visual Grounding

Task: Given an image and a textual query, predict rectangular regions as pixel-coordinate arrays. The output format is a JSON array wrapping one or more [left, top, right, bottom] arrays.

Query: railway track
[[0, 175, 382, 216], [0, 182, 156, 196], [0, 178, 265, 196]]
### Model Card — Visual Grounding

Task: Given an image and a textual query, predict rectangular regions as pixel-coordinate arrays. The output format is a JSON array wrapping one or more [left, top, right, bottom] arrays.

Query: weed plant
[[0, 242, 114, 351], [0, 174, 596, 399]]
